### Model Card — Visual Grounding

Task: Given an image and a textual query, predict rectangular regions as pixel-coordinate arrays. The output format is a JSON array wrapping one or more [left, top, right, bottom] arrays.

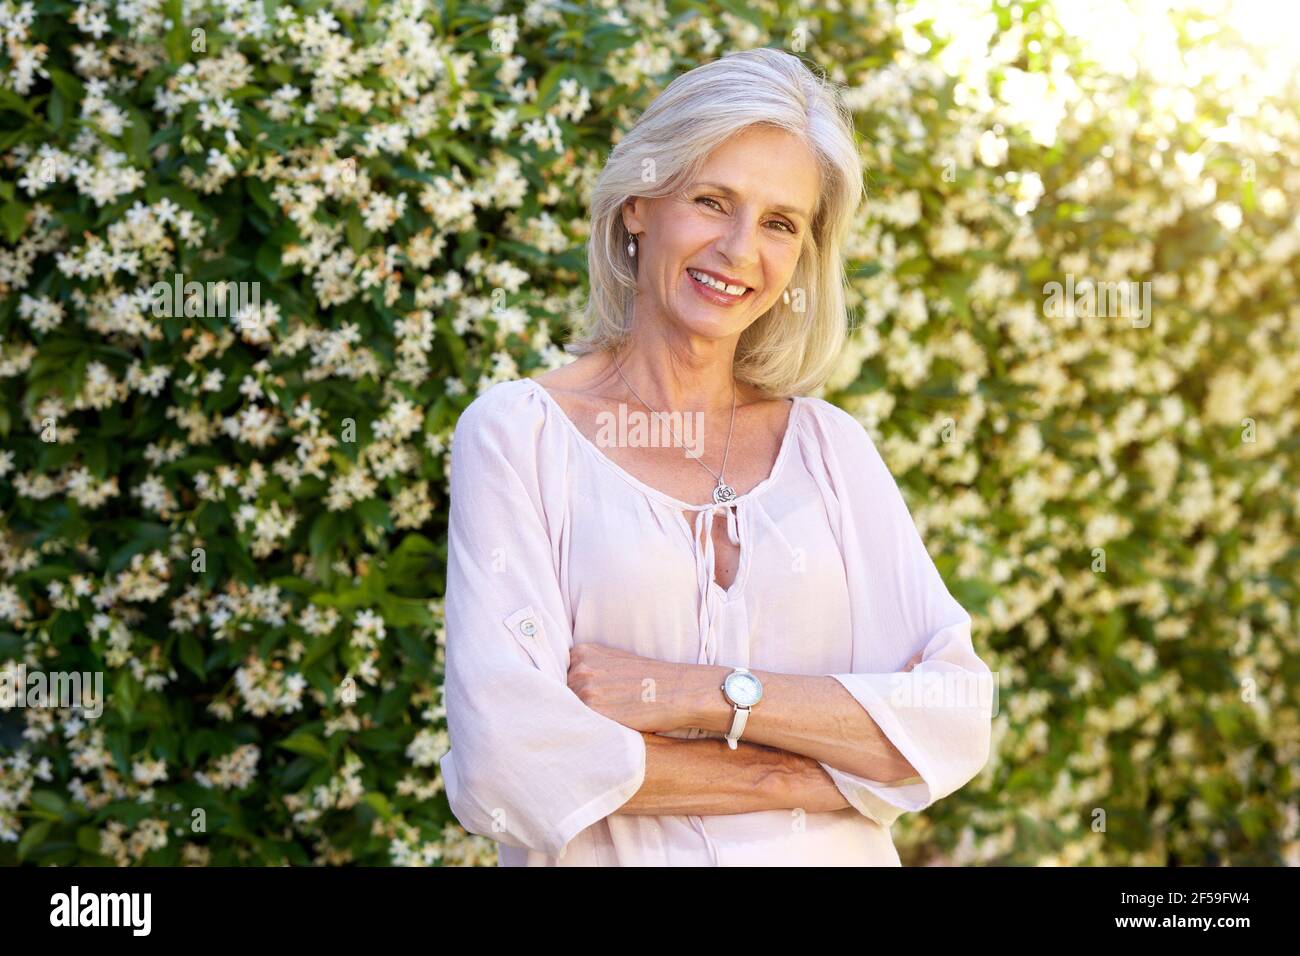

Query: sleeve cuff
[[818, 759, 932, 828], [548, 729, 647, 861]]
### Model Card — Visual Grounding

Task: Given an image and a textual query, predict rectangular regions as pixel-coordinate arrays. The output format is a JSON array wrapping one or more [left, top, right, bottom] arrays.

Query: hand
[[903, 651, 923, 672], [566, 643, 694, 734]]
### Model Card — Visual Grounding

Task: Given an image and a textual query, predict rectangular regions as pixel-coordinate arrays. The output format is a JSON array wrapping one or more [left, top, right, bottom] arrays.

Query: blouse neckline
[[523, 377, 804, 512]]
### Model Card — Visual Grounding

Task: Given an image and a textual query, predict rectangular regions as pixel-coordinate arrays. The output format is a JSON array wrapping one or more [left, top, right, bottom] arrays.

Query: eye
[[695, 195, 796, 234]]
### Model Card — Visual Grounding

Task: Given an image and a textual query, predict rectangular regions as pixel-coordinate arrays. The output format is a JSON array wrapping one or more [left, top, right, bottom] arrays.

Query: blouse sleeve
[[437, 384, 647, 860], [807, 400, 995, 830]]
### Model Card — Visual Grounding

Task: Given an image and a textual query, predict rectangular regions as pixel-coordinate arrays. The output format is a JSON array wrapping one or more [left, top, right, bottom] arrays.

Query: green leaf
[[114, 670, 140, 722], [536, 63, 566, 105], [1, 201, 28, 243], [309, 511, 347, 561], [77, 826, 104, 855], [277, 732, 331, 761], [179, 632, 206, 679], [353, 498, 392, 530], [300, 628, 341, 670], [124, 105, 151, 166], [18, 821, 52, 861], [30, 790, 69, 821], [345, 207, 371, 254], [47, 89, 65, 132], [222, 539, 257, 583], [443, 141, 482, 176], [15, 563, 77, 584], [165, 0, 189, 63], [144, 184, 207, 217], [437, 317, 467, 376], [84, 440, 108, 478], [363, 792, 393, 820], [245, 177, 278, 219], [0, 87, 35, 119], [47, 69, 84, 103], [255, 241, 283, 281]]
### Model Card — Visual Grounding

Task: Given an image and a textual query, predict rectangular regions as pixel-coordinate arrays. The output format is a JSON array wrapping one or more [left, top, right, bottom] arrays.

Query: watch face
[[725, 672, 762, 707]]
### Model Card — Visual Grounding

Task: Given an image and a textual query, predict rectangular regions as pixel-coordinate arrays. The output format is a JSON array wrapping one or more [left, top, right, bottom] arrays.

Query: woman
[[439, 48, 995, 866]]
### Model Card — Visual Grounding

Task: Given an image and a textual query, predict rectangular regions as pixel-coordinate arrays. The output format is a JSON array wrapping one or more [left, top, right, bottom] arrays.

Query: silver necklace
[[613, 358, 738, 505]]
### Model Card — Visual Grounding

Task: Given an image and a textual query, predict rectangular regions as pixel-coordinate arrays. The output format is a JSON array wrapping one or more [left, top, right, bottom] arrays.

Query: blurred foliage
[[0, 0, 1297, 865]]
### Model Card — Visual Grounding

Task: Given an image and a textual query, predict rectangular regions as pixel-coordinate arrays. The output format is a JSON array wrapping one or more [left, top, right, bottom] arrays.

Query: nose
[[713, 212, 760, 274]]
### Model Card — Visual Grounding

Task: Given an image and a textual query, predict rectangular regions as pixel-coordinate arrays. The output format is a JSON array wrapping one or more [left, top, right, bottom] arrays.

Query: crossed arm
[[565, 645, 923, 816]]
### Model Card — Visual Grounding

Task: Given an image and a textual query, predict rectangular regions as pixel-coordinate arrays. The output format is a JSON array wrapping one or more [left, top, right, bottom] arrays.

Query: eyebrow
[[690, 181, 812, 222]]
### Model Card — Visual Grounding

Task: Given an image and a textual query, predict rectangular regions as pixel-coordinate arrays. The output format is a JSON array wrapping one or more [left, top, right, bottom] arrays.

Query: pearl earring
[[627, 235, 637, 257], [782, 288, 790, 305]]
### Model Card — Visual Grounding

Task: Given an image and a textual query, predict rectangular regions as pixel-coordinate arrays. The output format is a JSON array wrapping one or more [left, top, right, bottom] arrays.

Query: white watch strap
[[725, 705, 749, 750]]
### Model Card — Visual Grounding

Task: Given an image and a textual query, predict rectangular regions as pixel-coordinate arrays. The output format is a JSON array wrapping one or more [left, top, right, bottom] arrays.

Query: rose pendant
[[712, 482, 737, 504]]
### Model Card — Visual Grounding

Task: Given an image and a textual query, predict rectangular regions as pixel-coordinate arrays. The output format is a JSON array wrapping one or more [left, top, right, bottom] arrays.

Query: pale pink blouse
[[439, 377, 994, 866]]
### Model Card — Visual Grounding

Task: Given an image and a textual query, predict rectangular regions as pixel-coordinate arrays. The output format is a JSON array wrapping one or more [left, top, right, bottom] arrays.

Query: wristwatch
[[720, 667, 763, 750]]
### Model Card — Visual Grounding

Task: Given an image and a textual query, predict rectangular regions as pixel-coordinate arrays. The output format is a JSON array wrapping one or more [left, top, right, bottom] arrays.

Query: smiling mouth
[[686, 267, 752, 300]]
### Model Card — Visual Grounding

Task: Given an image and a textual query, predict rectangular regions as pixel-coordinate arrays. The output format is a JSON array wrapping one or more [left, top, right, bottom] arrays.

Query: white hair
[[566, 47, 865, 398]]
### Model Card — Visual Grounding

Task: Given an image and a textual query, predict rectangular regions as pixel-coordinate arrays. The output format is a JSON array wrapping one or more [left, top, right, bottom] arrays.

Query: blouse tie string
[[690, 501, 743, 666], [685, 501, 739, 868], [687, 814, 722, 866], [681, 502, 743, 868]]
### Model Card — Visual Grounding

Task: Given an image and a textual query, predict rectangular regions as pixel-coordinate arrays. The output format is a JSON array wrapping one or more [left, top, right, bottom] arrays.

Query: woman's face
[[621, 124, 821, 345]]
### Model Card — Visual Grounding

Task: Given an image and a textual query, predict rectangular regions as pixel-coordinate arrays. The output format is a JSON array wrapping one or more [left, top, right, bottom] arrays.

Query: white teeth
[[688, 268, 747, 296]]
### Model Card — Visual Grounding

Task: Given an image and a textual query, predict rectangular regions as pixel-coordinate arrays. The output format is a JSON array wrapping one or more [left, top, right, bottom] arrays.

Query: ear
[[621, 196, 649, 236]]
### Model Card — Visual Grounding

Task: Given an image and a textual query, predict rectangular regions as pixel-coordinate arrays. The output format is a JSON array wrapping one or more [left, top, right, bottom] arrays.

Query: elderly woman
[[439, 47, 995, 866]]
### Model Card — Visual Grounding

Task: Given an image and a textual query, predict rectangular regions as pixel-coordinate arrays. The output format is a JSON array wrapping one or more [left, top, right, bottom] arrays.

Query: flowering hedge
[[1, 0, 1297, 866]]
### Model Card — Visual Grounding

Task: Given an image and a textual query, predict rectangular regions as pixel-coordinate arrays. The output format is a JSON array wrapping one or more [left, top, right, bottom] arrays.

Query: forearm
[[618, 732, 851, 816], [684, 667, 917, 783]]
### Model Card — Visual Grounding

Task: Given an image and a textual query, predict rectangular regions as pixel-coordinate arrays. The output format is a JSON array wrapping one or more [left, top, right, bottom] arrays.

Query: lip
[[687, 267, 750, 289], [686, 267, 753, 305]]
